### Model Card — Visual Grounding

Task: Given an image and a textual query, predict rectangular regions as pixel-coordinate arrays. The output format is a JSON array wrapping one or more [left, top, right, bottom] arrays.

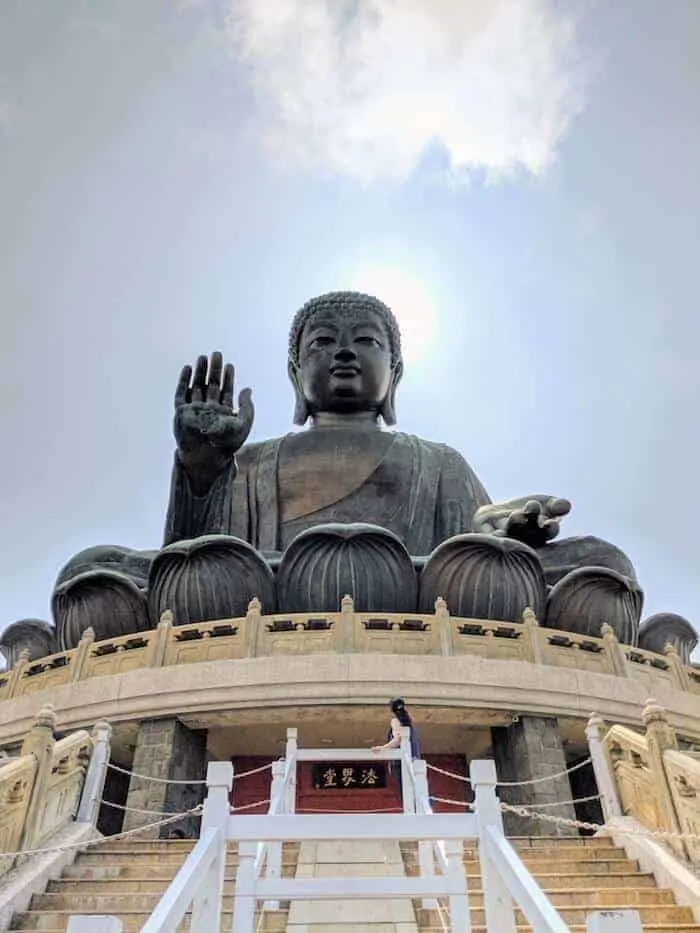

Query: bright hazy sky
[[1, 1, 698, 647]]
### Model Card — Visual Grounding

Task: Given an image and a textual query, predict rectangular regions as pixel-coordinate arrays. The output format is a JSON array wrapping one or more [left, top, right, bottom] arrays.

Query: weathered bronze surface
[[45, 291, 691, 649]]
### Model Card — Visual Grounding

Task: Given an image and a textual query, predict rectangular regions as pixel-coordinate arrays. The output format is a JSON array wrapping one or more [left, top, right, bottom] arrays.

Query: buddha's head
[[288, 291, 404, 426]]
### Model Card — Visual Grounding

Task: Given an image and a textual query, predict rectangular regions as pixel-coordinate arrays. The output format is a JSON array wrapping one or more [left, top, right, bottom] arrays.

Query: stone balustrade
[[0, 598, 698, 706], [604, 699, 700, 864], [0, 705, 93, 877]]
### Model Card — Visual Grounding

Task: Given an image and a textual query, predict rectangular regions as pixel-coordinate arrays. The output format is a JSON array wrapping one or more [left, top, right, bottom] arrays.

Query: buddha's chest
[[277, 429, 399, 523]]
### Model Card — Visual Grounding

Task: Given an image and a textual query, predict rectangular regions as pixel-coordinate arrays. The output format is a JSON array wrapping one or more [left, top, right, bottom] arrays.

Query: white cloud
[[225, 0, 588, 183]]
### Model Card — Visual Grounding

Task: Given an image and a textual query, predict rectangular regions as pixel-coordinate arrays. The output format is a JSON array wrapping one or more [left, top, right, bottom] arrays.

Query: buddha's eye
[[309, 335, 335, 348], [356, 336, 381, 347]]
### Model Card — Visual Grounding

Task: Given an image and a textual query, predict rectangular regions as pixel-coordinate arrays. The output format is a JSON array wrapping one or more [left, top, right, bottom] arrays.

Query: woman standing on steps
[[371, 697, 421, 806]]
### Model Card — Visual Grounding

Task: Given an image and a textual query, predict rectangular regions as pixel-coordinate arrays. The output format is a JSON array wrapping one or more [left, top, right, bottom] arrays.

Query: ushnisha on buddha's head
[[288, 291, 404, 426]]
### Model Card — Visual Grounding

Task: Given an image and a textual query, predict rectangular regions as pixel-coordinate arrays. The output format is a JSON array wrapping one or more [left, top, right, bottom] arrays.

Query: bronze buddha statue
[[40, 292, 695, 659]]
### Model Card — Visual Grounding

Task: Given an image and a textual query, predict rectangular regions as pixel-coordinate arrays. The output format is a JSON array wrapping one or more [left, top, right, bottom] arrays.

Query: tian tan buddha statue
[[16, 292, 693, 664]]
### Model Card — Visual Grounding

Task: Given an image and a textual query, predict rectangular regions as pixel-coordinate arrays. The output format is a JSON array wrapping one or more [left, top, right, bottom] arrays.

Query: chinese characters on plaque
[[312, 763, 388, 790]]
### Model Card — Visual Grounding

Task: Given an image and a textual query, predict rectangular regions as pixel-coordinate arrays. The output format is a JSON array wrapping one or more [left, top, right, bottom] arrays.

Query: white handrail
[[483, 827, 570, 933], [139, 761, 232, 933], [134, 730, 644, 933], [140, 827, 221, 933]]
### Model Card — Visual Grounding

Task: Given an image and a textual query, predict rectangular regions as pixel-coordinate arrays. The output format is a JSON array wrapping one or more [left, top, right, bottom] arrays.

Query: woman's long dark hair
[[390, 697, 412, 727]]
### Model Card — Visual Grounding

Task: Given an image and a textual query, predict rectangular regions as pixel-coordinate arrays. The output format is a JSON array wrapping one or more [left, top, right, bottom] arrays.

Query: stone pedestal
[[491, 716, 577, 837], [123, 718, 207, 838]]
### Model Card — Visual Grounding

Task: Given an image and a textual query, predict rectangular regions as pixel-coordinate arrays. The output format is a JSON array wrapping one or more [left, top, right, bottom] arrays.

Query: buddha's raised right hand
[[173, 352, 254, 490]]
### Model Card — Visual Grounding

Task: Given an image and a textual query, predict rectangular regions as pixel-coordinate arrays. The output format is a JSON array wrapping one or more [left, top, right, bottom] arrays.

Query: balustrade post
[[601, 623, 629, 677], [71, 627, 95, 682], [585, 713, 622, 822], [399, 727, 415, 814], [444, 838, 470, 933], [641, 698, 687, 859], [77, 720, 112, 826], [434, 597, 453, 656], [338, 594, 356, 652], [470, 759, 517, 933], [232, 840, 257, 933], [521, 608, 544, 665], [191, 761, 233, 933], [244, 598, 262, 657], [412, 759, 435, 909], [264, 759, 285, 911], [147, 611, 173, 668], [7, 648, 30, 699], [284, 728, 298, 814], [19, 704, 57, 851], [664, 644, 691, 692]]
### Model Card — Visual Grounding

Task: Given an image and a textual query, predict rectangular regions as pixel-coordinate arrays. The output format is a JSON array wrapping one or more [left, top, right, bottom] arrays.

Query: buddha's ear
[[288, 360, 310, 426], [380, 360, 403, 427]]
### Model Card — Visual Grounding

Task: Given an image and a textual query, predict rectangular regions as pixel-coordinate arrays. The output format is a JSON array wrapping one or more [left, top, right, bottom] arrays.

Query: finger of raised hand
[[221, 363, 235, 408], [175, 365, 192, 406], [237, 387, 254, 430], [507, 508, 529, 528], [523, 499, 543, 517], [191, 355, 208, 402], [541, 518, 562, 541], [207, 352, 223, 402], [546, 497, 571, 518]]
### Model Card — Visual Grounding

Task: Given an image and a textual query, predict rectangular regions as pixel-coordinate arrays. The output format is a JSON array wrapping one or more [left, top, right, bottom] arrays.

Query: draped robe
[[164, 430, 491, 555]]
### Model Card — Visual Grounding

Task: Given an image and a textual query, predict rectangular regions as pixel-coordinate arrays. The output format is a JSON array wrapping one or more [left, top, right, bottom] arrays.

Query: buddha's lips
[[330, 366, 361, 377]]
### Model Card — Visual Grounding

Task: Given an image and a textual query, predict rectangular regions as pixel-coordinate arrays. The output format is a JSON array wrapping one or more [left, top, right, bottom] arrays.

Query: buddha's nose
[[334, 345, 358, 363]]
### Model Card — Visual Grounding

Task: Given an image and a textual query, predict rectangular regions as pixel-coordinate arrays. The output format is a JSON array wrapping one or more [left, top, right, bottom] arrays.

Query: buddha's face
[[296, 310, 395, 416]]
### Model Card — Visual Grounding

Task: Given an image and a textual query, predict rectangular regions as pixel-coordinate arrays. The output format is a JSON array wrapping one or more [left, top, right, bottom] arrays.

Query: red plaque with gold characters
[[312, 763, 387, 790]]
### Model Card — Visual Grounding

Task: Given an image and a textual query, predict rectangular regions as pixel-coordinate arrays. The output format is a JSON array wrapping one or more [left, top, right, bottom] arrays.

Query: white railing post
[[586, 712, 622, 822], [444, 838, 471, 933], [470, 759, 517, 933], [413, 759, 436, 909], [77, 719, 112, 826], [232, 840, 258, 933], [400, 727, 415, 814], [285, 728, 298, 814], [263, 759, 286, 911], [191, 761, 233, 933]]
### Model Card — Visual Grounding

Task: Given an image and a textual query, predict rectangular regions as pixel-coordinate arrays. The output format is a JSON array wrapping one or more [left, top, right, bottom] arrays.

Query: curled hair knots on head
[[288, 291, 403, 368]]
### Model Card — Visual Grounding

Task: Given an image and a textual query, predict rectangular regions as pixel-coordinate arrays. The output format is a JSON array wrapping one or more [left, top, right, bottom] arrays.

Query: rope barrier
[[500, 802, 700, 843], [505, 793, 602, 811], [234, 762, 274, 781], [497, 756, 592, 787], [100, 800, 193, 817], [0, 806, 203, 860], [429, 795, 474, 810], [106, 762, 206, 786], [426, 763, 471, 784], [230, 799, 271, 813]]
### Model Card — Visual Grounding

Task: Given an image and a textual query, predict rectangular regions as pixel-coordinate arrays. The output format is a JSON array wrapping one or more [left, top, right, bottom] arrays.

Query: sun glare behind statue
[[346, 266, 439, 367]]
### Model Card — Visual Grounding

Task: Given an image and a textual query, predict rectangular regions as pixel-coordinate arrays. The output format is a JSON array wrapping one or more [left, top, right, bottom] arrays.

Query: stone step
[[35, 883, 678, 912]]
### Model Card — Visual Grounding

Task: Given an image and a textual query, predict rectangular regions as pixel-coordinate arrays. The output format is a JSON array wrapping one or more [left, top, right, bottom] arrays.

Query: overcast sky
[[1, 1, 699, 647]]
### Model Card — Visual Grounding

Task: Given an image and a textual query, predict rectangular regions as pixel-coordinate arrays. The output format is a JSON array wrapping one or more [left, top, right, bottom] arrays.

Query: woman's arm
[[371, 718, 402, 753]]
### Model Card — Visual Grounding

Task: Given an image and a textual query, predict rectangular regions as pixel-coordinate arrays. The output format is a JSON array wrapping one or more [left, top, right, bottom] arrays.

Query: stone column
[[491, 715, 577, 837], [123, 718, 207, 838]]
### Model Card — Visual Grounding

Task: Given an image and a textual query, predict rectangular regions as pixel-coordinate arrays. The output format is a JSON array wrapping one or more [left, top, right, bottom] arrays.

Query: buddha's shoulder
[[391, 432, 470, 464]]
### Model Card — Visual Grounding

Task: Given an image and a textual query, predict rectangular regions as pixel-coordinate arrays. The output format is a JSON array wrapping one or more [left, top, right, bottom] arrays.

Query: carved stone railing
[[0, 750, 38, 875], [0, 704, 94, 877], [0, 598, 698, 706], [603, 699, 700, 863]]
